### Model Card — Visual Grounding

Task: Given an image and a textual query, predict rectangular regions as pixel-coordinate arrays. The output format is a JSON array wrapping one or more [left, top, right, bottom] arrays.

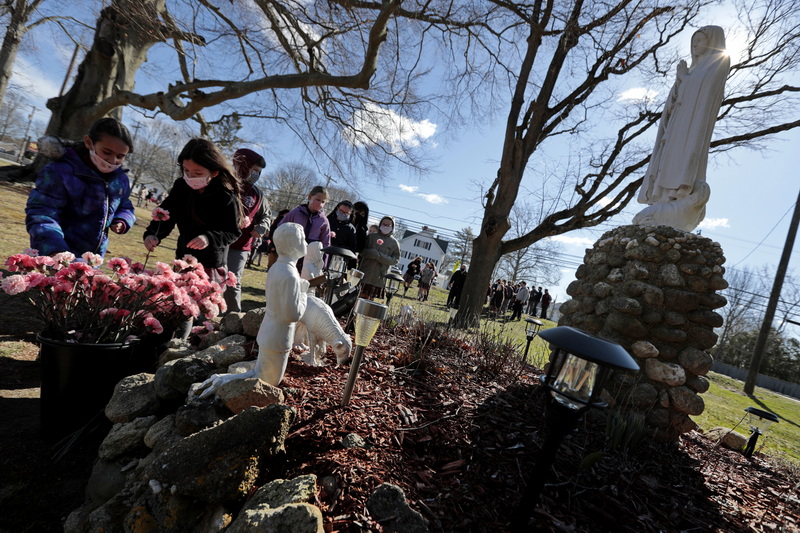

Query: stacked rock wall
[[557, 225, 727, 440]]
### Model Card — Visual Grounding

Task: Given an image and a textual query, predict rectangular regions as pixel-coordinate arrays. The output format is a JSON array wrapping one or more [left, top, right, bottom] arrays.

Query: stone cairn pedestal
[[557, 225, 727, 440]]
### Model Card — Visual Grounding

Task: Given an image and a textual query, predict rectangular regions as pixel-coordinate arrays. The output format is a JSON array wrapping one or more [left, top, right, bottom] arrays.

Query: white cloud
[[344, 102, 437, 153], [617, 87, 659, 104], [419, 194, 447, 204], [698, 217, 730, 230], [551, 235, 595, 247], [11, 56, 62, 104], [399, 184, 448, 204]]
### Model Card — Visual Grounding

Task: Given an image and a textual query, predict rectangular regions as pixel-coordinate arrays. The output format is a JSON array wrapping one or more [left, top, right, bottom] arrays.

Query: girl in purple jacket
[[25, 118, 136, 257]]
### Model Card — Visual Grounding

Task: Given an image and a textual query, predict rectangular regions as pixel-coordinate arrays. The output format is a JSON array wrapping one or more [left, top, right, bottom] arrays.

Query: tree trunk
[[455, 204, 510, 326], [44, 0, 166, 141], [0, 0, 30, 111]]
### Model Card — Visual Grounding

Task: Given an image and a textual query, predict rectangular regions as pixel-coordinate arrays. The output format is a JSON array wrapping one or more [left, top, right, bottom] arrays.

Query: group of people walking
[[401, 257, 440, 302], [488, 279, 552, 320]]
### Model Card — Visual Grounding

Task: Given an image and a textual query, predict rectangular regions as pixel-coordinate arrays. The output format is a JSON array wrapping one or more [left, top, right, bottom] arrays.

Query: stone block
[[644, 359, 686, 386]]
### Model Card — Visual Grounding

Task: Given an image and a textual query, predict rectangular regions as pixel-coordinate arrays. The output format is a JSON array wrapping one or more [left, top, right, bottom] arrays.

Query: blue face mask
[[336, 210, 350, 222]]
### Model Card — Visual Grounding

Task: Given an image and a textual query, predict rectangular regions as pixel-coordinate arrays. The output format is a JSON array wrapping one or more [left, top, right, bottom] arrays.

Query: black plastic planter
[[37, 334, 137, 440]]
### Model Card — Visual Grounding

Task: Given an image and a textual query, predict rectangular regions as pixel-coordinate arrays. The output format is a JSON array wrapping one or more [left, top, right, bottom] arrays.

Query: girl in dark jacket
[[352, 201, 370, 253], [326, 200, 357, 254], [143, 138, 243, 279], [26, 118, 136, 257]]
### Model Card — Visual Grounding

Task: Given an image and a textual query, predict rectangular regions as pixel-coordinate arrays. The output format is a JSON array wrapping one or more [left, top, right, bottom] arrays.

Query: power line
[[732, 201, 796, 267]]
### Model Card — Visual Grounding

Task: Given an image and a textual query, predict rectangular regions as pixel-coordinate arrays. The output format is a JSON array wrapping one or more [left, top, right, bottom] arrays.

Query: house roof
[[401, 229, 449, 254]]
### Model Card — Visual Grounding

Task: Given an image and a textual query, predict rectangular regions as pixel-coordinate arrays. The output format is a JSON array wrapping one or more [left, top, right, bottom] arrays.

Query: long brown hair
[[178, 138, 245, 221]]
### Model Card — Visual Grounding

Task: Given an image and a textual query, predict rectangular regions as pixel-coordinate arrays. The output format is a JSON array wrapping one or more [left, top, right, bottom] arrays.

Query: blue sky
[[9, 2, 799, 311]]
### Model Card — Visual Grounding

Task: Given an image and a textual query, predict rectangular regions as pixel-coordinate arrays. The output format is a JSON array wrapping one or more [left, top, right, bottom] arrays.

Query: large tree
[[0, 0, 88, 109], [31, 0, 420, 177], [496, 204, 563, 285], [437, 0, 800, 324]]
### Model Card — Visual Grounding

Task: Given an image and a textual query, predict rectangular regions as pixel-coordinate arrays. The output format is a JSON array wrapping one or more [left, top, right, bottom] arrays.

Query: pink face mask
[[89, 146, 122, 173], [183, 174, 211, 190]]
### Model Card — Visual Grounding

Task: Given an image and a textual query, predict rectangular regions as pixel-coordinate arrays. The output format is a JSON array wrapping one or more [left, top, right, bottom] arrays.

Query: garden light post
[[341, 298, 388, 407], [510, 326, 639, 531], [523, 318, 543, 360], [321, 246, 357, 306], [383, 271, 404, 307], [742, 407, 779, 458]]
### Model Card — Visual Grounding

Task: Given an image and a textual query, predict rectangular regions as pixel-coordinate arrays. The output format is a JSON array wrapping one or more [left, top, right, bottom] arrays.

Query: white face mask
[[183, 173, 211, 190], [89, 146, 122, 173], [380, 224, 393, 235]]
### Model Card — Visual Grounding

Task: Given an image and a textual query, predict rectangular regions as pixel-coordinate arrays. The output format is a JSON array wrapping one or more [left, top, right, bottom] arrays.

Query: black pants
[[447, 287, 463, 308], [540, 304, 549, 319], [510, 300, 524, 320]]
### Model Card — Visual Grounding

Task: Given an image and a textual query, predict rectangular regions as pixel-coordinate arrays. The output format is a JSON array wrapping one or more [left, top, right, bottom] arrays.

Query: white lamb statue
[[300, 241, 325, 290], [293, 241, 351, 365], [297, 294, 353, 366]]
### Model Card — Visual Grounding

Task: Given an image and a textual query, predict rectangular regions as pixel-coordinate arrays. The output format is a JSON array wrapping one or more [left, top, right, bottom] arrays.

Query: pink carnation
[[66, 262, 94, 277], [99, 308, 121, 319], [1, 275, 28, 295], [81, 252, 104, 267], [25, 272, 48, 288], [143, 314, 164, 334], [51, 252, 76, 267], [224, 271, 237, 287], [5, 254, 37, 272], [151, 207, 170, 222], [377, 239, 384, 246], [107, 257, 129, 274], [22, 248, 39, 257], [239, 215, 252, 229], [34, 255, 55, 270], [172, 259, 190, 272]]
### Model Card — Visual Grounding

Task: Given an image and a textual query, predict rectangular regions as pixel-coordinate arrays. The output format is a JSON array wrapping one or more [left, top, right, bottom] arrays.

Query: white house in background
[[397, 226, 450, 278]]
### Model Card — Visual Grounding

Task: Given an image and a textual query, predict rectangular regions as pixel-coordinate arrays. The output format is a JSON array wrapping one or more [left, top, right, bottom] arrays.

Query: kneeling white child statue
[[198, 222, 312, 397]]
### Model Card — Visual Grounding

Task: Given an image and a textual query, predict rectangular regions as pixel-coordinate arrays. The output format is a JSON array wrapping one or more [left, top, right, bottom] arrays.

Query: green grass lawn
[[1, 181, 797, 463], [692, 372, 800, 462]]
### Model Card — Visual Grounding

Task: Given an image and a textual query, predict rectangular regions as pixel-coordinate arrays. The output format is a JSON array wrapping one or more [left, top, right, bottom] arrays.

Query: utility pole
[[744, 186, 800, 395], [17, 105, 35, 163]]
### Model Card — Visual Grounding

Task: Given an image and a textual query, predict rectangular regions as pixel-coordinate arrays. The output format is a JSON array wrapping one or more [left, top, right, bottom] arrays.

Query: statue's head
[[273, 223, 307, 261], [692, 26, 727, 63], [305, 240, 324, 262]]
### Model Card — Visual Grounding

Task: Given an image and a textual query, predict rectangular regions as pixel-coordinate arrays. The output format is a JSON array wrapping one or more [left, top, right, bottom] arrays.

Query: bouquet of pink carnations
[[1, 250, 236, 344]]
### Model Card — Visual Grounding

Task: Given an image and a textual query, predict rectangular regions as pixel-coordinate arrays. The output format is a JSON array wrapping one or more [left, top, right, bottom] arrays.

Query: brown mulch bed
[[1, 317, 799, 532]]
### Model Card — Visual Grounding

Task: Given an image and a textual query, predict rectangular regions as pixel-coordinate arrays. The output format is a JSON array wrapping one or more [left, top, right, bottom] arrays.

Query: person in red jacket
[[224, 148, 270, 313]]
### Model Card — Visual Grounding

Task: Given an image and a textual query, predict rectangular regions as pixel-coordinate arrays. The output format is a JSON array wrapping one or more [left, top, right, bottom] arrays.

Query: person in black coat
[[447, 264, 467, 308], [352, 201, 370, 253], [527, 286, 543, 316], [143, 138, 242, 274], [327, 200, 357, 254]]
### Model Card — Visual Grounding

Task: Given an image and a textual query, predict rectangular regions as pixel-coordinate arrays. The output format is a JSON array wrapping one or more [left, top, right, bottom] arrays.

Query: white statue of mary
[[633, 26, 730, 232]]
